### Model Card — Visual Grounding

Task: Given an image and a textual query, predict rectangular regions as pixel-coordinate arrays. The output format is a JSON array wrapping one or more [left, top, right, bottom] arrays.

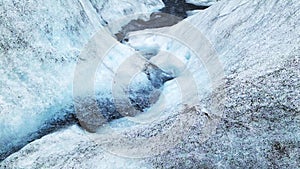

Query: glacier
[[1, 0, 300, 168], [0, 0, 165, 160]]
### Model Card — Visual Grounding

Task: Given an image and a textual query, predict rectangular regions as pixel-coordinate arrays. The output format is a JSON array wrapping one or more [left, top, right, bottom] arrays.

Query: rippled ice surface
[[0, 0, 165, 160]]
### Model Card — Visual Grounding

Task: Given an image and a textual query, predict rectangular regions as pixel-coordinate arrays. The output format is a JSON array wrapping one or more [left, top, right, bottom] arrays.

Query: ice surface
[[1, 0, 300, 168], [126, 31, 213, 96], [0, 0, 164, 160]]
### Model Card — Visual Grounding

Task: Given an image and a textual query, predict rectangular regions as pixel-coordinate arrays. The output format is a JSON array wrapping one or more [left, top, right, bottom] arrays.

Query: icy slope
[[144, 0, 300, 168], [125, 0, 300, 168], [0, 0, 164, 160], [1, 0, 299, 168], [0, 125, 151, 169]]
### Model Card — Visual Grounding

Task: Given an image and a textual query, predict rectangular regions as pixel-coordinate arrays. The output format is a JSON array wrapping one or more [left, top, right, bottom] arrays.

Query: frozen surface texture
[[146, 0, 300, 168], [0, 125, 151, 169], [0, 0, 164, 160], [1, 0, 300, 168]]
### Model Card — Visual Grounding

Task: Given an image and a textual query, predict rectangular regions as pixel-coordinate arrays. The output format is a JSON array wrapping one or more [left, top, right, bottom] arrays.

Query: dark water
[[161, 0, 209, 18], [115, 0, 209, 41]]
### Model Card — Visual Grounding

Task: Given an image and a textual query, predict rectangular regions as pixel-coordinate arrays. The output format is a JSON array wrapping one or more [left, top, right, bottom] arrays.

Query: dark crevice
[[129, 63, 175, 111]]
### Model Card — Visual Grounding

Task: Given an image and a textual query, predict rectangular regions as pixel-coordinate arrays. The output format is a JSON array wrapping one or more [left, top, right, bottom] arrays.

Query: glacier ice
[[1, 0, 300, 168], [0, 0, 165, 160]]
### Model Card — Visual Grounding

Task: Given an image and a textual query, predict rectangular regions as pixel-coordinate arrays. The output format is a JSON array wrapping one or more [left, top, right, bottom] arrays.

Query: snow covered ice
[[0, 0, 165, 160], [1, 0, 300, 168]]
